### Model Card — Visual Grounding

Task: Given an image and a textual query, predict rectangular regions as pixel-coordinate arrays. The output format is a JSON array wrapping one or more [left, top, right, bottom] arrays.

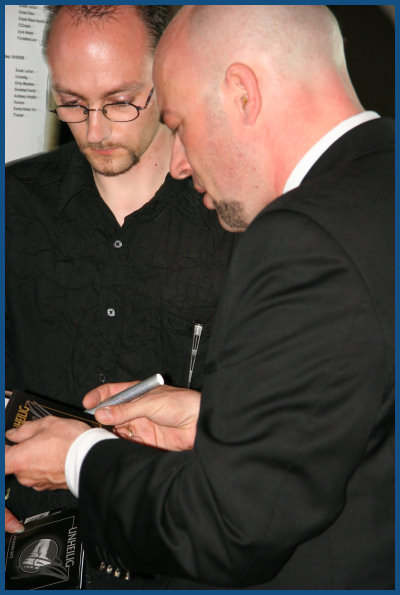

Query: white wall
[[5, 5, 52, 163]]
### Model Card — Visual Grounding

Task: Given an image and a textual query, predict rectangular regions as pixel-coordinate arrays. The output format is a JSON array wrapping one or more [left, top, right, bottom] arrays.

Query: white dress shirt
[[283, 111, 379, 193], [65, 428, 118, 497]]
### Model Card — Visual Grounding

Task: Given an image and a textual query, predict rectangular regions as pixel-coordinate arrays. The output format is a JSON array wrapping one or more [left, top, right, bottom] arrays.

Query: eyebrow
[[51, 81, 145, 101]]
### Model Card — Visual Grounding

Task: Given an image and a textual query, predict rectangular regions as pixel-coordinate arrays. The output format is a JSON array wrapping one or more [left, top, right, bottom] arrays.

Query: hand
[[5, 507, 24, 534], [83, 382, 200, 451], [5, 416, 90, 491]]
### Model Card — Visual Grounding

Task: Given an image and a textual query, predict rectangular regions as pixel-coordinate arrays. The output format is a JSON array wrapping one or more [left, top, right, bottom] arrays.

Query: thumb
[[5, 507, 25, 534], [94, 396, 149, 426], [94, 402, 135, 425], [94, 406, 116, 425], [5, 419, 44, 443]]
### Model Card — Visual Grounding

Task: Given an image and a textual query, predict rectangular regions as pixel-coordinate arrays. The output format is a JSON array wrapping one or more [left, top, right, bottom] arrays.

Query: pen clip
[[187, 323, 203, 388]]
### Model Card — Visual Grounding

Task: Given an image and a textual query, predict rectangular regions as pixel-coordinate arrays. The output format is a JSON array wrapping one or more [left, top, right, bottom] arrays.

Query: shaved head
[[154, 5, 363, 228], [157, 5, 351, 91]]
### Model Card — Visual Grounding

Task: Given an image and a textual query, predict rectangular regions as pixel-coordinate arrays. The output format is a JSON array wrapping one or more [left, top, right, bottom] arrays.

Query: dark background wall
[[57, 5, 395, 145], [328, 5, 394, 118]]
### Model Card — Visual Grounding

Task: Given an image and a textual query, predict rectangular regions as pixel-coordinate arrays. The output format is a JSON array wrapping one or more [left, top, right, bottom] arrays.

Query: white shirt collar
[[283, 111, 380, 194]]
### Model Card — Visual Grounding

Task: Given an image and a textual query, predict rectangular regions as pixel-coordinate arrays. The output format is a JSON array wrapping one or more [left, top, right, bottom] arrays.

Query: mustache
[[81, 142, 125, 151]]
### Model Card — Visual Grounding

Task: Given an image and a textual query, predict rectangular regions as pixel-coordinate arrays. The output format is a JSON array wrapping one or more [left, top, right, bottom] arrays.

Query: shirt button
[[113, 240, 123, 249], [107, 308, 116, 317], [98, 373, 106, 383]]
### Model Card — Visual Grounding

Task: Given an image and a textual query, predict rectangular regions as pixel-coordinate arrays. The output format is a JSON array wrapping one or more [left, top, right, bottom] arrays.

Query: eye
[[110, 101, 131, 107], [108, 94, 135, 105], [108, 103, 132, 112], [57, 96, 83, 107]]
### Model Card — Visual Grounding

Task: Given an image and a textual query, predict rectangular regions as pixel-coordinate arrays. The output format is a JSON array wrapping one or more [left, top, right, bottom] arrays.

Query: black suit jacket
[[79, 118, 394, 589]]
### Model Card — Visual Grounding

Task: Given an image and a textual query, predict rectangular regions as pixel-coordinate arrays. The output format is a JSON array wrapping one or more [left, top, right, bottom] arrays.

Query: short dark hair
[[42, 5, 171, 55]]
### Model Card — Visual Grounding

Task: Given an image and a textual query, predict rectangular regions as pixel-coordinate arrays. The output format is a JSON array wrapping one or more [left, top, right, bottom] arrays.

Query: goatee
[[79, 143, 139, 177], [214, 199, 248, 231]]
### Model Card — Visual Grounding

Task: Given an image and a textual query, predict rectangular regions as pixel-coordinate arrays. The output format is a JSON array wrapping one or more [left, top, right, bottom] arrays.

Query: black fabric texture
[[5, 141, 237, 589], [78, 118, 394, 589]]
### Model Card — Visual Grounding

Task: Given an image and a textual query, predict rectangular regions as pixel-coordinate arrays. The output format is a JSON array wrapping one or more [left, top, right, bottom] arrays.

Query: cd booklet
[[5, 507, 85, 589]]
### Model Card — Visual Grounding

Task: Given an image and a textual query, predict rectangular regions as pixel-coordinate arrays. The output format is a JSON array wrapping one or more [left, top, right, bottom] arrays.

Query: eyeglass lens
[[54, 104, 140, 123]]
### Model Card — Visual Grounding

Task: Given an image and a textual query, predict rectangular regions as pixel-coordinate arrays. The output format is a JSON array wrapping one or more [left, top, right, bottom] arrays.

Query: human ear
[[224, 63, 261, 125]]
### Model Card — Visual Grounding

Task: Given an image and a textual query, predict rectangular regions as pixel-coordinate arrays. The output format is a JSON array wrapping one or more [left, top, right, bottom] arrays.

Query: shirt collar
[[283, 111, 380, 194]]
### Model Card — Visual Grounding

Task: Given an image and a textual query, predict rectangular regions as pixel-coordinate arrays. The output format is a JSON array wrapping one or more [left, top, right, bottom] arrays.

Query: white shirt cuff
[[65, 428, 118, 497]]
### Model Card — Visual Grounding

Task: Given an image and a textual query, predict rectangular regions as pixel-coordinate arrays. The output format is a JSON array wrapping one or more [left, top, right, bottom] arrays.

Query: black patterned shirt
[[6, 141, 236, 408]]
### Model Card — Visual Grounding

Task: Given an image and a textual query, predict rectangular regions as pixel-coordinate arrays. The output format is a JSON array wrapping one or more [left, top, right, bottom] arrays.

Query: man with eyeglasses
[[5, 5, 235, 589]]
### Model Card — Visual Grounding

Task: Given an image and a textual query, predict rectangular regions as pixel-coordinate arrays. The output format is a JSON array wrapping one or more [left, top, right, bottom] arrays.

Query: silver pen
[[84, 373, 164, 415], [187, 323, 203, 388]]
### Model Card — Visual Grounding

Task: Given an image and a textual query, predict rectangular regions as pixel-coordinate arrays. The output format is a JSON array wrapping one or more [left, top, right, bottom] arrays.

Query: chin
[[89, 156, 138, 177], [217, 216, 246, 233]]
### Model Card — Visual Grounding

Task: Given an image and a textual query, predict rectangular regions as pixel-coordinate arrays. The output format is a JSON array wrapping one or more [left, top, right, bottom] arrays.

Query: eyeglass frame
[[47, 84, 154, 123]]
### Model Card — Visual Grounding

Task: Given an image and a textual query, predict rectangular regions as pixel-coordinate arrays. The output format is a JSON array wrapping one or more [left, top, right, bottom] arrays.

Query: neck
[[260, 68, 364, 198], [273, 104, 364, 197], [93, 126, 174, 226]]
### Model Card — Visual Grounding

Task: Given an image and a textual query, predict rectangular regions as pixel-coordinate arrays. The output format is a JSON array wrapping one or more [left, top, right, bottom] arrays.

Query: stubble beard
[[80, 143, 139, 177], [213, 199, 248, 231]]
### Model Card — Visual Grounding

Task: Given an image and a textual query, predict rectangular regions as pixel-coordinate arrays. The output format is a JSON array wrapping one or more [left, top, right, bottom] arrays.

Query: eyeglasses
[[48, 87, 154, 123]]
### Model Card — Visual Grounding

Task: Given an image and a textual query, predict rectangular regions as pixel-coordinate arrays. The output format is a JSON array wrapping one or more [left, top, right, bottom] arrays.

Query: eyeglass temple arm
[[140, 87, 154, 111]]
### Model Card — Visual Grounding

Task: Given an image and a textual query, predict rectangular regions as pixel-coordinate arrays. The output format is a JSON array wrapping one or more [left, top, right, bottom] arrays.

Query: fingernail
[[96, 408, 112, 423], [9, 520, 25, 534]]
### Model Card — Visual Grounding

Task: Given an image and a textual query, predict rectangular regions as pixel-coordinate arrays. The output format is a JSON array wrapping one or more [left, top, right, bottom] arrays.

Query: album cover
[[5, 389, 112, 445], [5, 507, 85, 589]]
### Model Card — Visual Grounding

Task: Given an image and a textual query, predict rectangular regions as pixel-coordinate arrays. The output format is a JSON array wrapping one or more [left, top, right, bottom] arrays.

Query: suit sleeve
[[79, 210, 391, 586]]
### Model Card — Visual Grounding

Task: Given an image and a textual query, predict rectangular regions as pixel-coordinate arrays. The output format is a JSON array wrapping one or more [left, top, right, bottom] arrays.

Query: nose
[[169, 134, 192, 180], [85, 109, 112, 145]]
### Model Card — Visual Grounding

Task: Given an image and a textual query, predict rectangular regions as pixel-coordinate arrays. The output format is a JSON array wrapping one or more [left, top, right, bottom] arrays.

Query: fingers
[[5, 417, 51, 443], [81, 383, 115, 409], [94, 394, 157, 426], [114, 424, 145, 444], [5, 507, 25, 534], [5, 441, 34, 477], [5, 417, 90, 489], [5, 445, 22, 477], [95, 385, 200, 428], [82, 381, 139, 410]]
